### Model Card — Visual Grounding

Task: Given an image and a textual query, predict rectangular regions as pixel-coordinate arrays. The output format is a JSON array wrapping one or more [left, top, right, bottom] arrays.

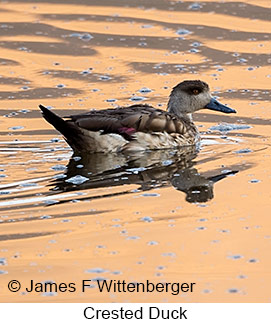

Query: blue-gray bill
[[205, 98, 236, 114]]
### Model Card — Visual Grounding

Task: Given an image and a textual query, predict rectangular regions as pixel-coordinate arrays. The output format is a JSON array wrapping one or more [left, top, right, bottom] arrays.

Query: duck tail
[[39, 104, 82, 151], [39, 104, 69, 135]]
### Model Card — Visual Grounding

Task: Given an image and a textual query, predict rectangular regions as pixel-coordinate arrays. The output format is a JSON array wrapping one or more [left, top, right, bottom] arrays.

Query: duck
[[39, 80, 236, 153]]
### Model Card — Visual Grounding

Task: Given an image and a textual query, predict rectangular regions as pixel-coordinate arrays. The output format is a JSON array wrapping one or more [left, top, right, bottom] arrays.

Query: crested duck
[[39, 80, 236, 153]]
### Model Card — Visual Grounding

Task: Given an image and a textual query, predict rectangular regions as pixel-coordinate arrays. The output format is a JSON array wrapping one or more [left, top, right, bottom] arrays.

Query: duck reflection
[[50, 147, 238, 203]]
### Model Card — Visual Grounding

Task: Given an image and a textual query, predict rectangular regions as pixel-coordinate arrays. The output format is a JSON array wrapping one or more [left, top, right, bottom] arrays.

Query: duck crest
[[39, 80, 236, 153], [171, 80, 209, 94]]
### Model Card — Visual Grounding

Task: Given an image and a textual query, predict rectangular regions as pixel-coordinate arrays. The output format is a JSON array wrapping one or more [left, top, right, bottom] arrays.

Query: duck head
[[167, 80, 236, 117]]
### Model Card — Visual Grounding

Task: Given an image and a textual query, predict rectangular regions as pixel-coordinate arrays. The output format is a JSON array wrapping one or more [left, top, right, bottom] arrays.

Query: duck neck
[[167, 101, 193, 122]]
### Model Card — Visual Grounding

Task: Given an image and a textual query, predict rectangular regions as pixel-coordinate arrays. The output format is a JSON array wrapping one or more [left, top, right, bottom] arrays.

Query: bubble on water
[[227, 288, 239, 294], [51, 165, 67, 171], [126, 236, 140, 240], [141, 25, 153, 29], [65, 175, 89, 185], [227, 254, 243, 260], [209, 123, 251, 132], [99, 75, 111, 81], [96, 245, 106, 249], [9, 112, 18, 116], [0, 270, 8, 274], [162, 252, 176, 257], [219, 229, 230, 233], [238, 58, 247, 63], [106, 98, 117, 102], [0, 258, 7, 266], [112, 270, 122, 275], [18, 47, 28, 51], [85, 268, 108, 274], [61, 219, 71, 223], [141, 216, 153, 223], [191, 42, 202, 47], [250, 179, 260, 183], [148, 241, 158, 246], [40, 215, 52, 219], [188, 2, 202, 10], [79, 33, 94, 41], [234, 148, 252, 154], [140, 193, 160, 197], [176, 28, 191, 35], [81, 69, 92, 75], [138, 87, 152, 93], [9, 126, 24, 130], [69, 33, 82, 37], [248, 258, 258, 263], [129, 96, 146, 102], [189, 48, 199, 53], [238, 275, 247, 279]]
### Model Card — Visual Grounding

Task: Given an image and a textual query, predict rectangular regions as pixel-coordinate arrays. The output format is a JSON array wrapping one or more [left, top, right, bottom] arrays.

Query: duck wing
[[66, 104, 189, 139]]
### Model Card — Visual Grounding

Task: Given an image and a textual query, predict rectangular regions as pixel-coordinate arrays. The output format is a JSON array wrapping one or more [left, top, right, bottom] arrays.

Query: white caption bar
[[1, 303, 270, 322]]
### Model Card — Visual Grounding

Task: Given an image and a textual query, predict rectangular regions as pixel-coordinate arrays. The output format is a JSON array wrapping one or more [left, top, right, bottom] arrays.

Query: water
[[0, 0, 270, 303]]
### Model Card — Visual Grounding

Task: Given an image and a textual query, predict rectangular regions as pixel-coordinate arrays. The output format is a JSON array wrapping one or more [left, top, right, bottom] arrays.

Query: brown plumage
[[39, 80, 236, 153], [68, 105, 191, 136]]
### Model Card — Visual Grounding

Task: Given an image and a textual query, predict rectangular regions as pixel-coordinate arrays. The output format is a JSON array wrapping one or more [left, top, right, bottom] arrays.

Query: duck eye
[[192, 89, 199, 95]]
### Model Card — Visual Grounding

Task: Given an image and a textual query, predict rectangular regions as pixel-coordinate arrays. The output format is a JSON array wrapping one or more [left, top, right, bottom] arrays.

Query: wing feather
[[66, 105, 189, 138]]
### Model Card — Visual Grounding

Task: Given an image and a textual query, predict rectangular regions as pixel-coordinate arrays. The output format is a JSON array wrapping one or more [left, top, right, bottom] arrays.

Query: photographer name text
[[8, 279, 195, 296]]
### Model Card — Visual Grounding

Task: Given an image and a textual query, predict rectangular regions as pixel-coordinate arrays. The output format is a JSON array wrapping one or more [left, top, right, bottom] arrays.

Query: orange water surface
[[0, 0, 270, 302]]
